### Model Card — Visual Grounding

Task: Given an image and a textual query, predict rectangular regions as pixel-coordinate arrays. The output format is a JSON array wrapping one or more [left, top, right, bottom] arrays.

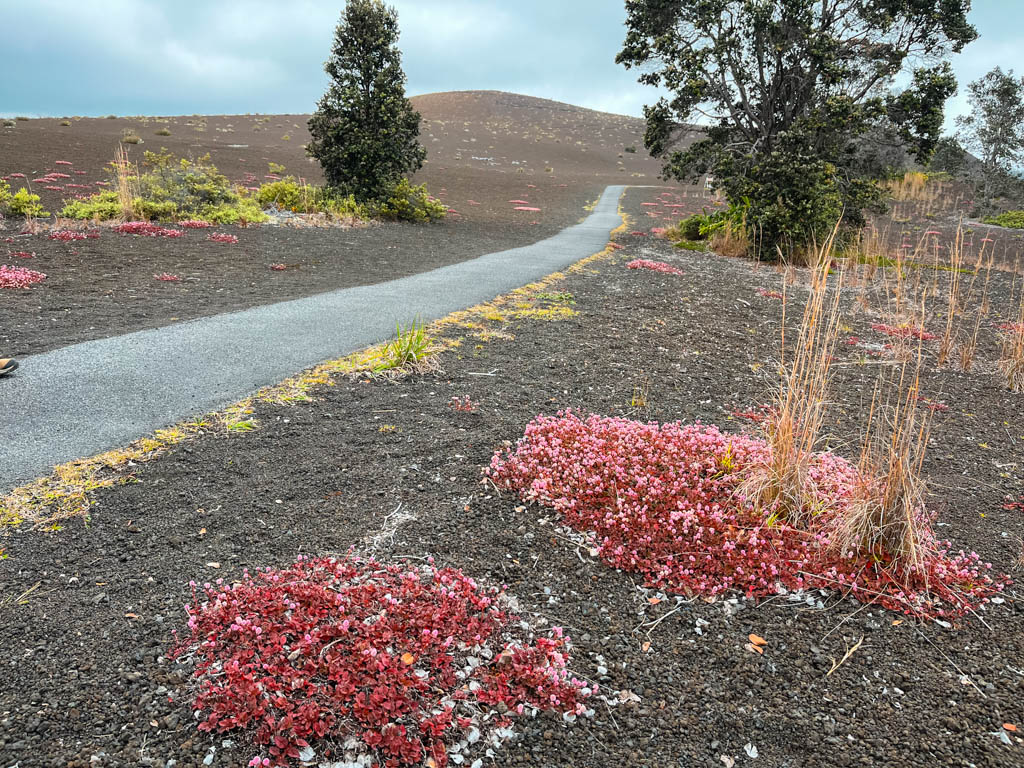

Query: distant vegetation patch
[[983, 210, 1024, 228]]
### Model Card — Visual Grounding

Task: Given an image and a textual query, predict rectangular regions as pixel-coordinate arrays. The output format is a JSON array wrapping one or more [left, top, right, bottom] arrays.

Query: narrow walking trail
[[0, 185, 625, 490]]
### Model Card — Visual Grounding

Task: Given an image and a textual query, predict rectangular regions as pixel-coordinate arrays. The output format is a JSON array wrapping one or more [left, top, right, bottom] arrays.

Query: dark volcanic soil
[[1, 92, 703, 356], [1, 189, 1021, 768]]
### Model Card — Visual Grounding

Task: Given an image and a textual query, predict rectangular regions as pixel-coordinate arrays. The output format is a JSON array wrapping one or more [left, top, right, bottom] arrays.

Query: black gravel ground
[[1, 188, 1022, 767]]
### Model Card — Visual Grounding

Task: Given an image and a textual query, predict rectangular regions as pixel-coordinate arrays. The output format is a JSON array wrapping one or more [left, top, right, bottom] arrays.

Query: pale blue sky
[[1, 0, 1020, 130]]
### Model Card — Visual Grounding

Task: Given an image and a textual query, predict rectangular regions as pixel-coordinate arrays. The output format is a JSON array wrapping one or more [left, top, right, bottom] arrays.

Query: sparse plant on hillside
[[618, 0, 975, 258], [307, 0, 427, 203]]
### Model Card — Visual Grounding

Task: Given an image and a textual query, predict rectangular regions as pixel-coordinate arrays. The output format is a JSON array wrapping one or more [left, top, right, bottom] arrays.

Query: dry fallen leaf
[[745, 642, 764, 655], [401, 652, 416, 665], [648, 597, 662, 605], [748, 633, 767, 646], [206, 562, 221, 569], [199, 528, 207, 536], [641, 641, 651, 652], [1004, 723, 1018, 732], [720, 756, 736, 768], [124, 613, 139, 619]]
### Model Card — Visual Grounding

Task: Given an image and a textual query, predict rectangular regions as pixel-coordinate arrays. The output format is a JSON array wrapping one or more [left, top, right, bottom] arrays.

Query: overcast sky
[[1, 0, 1020, 132]]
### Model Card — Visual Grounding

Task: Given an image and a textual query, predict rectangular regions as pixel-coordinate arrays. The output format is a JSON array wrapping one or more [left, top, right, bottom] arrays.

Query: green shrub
[[60, 191, 122, 220], [673, 238, 709, 251], [15, 116, 29, 122], [133, 198, 180, 221], [155, 127, 171, 136], [983, 210, 1024, 228], [106, 114, 118, 119], [254, 177, 369, 220], [0, 178, 11, 210], [202, 197, 266, 224], [60, 120, 71, 126], [665, 211, 726, 242], [371, 178, 446, 223], [63, 150, 267, 224], [2, 119, 14, 127], [256, 177, 306, 210], [268, 162, 286, 175], [8, 188, 49, 217], [624, 146, 637, 153], [123, 133, 142, 144], [322, 192, 368, 220]]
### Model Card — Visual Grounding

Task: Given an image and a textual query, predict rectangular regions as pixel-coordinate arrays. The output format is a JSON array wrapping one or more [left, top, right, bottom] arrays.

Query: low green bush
[[983, 210, 1024, 229], [122, 133, 142, 144], [155, 127, 171, 136], [8, 188, 49, 217], [0, 178, 11, 210], [62, 150, 267, 224], [60, 191, 122, 220], [2, 119, 14, 127], [256, 177, 307, 210], [371, 178, 446, 223]]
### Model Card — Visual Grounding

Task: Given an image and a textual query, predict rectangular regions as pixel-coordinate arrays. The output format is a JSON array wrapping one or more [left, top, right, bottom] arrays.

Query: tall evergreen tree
[[308, 0, 426, 202]]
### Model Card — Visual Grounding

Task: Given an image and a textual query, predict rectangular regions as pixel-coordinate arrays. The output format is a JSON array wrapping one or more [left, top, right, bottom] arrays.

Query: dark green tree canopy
[[307, 0, 426, 202], [618, 0, 976, 255]]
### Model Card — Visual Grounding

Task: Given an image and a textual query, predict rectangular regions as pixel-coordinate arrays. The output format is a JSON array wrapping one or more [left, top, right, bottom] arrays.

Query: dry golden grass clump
[[833, 362, 931, 571], [743, 230, 845, 524]]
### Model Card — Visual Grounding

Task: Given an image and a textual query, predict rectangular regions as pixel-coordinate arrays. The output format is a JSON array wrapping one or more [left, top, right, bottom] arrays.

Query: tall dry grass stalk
[[744, 229, 845, 524], [1000, 288, 1024, 392], [833, 355, 931, 573], [113, 143, 136, 221], [709, 219, 750, 260]]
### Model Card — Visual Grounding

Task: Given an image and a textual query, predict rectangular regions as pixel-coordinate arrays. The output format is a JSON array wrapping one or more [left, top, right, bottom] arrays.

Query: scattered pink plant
[[871, 323, 936, 341], [626, 259, 684, 276], [629, 231, 648, 236], [450, 395, 478, 412], [269, 263, 287, 271], [488, 411, 1006, 618], [10, 251, 35, 259], [49, 230, 89, 242], [757, 287, 783, 300], [0, 264, 47, 289], [54, 160, 72, 166], [514, 206, 541, 212], [154, 273, 181, 282], [170, 555, 590, 768], [508, 199, 529, 204], [115, 222, 184, 238], [995, 322, 1024, 334], [208, 232, 239, 244], [179, 219, 213, 229]]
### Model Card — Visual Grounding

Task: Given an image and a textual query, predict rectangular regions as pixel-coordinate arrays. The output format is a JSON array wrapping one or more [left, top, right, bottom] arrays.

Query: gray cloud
[[1, 0, 1018, 131]]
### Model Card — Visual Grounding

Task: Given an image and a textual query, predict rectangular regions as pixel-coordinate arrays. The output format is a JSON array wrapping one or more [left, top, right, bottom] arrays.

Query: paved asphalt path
[[0, 185, 625, 490]]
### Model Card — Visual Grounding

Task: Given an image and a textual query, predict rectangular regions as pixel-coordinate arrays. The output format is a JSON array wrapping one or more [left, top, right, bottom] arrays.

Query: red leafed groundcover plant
[[488, 411, 1007, 619], [169, 555, 592, 767]]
